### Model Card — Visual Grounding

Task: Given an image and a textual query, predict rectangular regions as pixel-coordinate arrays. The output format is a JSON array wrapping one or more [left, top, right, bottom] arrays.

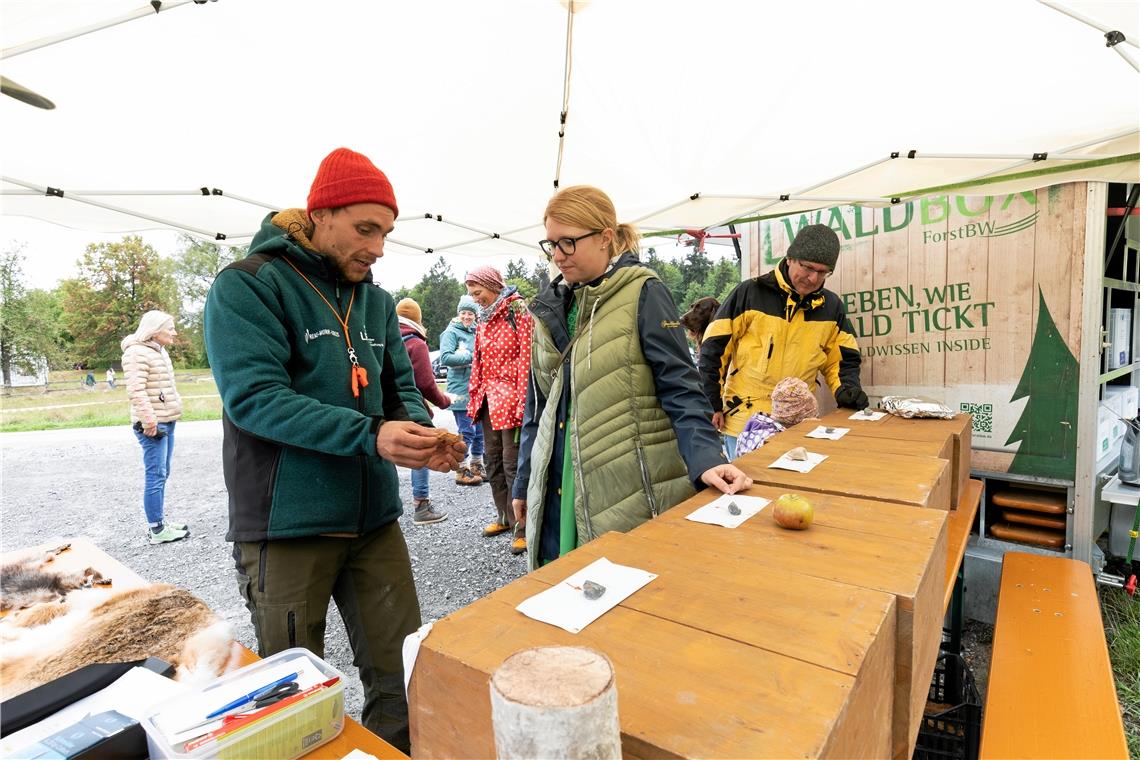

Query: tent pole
[[1038, 0, 1140, 49], [702, 155, 895, 230], [2, 1, 203, 60]]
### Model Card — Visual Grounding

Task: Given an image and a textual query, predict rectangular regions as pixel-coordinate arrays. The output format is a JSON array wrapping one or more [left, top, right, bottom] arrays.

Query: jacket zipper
[[567, 306, 594, 542], [257, 540, 268, 593], [264, 448, 283, 500], [635, 440, 660, 517]]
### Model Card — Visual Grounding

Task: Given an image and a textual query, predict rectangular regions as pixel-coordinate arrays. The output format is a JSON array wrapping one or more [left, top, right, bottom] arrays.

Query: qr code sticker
[[960, 402, 992, 434]]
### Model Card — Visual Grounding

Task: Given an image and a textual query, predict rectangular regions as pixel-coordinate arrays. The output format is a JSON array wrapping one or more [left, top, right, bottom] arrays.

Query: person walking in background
[[121, 310, 187, 544], [396, 297, 450, 525], [679, 296, 720, 362], [105, 366, 117, 391], [204, 147, 464, 752], [514, 185, 752, 570], [466, 265, 532, 556], [440, 295, 485, 486], [83, 370, 96, 391]]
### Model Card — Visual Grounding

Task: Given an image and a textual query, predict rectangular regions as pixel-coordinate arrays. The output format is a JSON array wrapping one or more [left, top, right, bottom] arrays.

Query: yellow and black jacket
[[698, 258, 861, 437]]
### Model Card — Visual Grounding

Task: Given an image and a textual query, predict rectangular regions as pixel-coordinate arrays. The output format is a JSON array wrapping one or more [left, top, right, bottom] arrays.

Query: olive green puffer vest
[[526, 265, 694, 567]]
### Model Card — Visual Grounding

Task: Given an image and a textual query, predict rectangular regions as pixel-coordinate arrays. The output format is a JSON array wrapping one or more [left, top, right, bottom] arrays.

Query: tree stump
[[489, 645, 620, 759]]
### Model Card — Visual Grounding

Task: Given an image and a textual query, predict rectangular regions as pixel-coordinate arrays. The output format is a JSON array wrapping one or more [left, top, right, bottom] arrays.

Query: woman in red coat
[[466, 266, 532, 555]]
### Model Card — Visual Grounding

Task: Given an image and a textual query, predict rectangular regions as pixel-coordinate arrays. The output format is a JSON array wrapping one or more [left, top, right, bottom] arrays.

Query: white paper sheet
[[805, 425, 849, 440], [768, 451, 828, 473], [0, 667, 187, 758], [516, 558, 656, 634], [848, 409, 887, 421], [685, 493, 770, 528], [402, 621, 433, 698]]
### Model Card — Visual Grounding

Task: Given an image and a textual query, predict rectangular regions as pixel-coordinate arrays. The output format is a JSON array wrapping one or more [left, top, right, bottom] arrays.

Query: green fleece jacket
[[204, 210, 430, 541]]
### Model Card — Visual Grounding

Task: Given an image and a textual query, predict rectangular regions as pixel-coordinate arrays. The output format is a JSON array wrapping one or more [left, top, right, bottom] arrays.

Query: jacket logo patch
[[304, 328, 341, 344], [660, 320, 681, 329], [358, 327, 375, 345]]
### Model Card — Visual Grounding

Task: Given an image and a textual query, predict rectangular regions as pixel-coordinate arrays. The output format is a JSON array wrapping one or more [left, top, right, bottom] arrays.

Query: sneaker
[[413, 499, 448, 525], [164, 520, 188, 532], [455, 467, 482, 486], [510, 535, 527, 555], [471, 461, 488, 482], [482, 522, 510, 537], [149, 526, 189, 544]]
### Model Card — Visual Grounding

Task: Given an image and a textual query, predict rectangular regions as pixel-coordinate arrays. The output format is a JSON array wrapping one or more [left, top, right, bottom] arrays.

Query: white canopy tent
[[0, 0, 1137, 261]]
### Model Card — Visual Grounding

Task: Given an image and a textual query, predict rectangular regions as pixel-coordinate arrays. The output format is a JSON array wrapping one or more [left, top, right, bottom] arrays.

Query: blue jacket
[[438, 317, 477, 412]]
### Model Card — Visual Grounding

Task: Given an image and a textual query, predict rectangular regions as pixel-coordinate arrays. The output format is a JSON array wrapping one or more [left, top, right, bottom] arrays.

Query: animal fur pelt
[[0, 556, 237, 699], [0, 550, 103, 612]]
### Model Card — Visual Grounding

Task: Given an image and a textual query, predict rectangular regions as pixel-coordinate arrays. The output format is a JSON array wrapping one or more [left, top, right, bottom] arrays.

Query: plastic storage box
[[913, 651, 981, 760], [140, 648, 345, 759]]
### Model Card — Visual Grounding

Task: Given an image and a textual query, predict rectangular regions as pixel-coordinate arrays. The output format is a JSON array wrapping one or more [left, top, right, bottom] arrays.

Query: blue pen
[[205, 672, 299, 720]]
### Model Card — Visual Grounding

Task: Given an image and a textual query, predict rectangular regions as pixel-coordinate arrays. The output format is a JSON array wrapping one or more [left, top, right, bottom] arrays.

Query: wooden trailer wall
[[747, 182, 1088, 481]]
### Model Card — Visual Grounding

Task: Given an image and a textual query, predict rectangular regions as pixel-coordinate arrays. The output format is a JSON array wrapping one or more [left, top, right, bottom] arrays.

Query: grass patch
[[1, 372, 221, 432], [1102, 587, 1140, 756]]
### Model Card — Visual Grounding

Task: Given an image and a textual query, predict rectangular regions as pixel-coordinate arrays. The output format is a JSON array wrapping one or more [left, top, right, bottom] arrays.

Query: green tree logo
[[1005, 289, 1078, 479]]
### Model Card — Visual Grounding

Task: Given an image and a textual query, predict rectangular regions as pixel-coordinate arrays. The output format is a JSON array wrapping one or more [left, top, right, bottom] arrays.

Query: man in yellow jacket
[[699, 224, 867, 458]]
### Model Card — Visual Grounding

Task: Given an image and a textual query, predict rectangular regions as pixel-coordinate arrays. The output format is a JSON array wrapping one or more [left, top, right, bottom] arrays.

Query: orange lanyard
[[283, 258, 370, 398]]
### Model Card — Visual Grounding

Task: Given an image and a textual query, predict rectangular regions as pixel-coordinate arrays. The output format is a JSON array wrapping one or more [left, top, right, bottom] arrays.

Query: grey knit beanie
[[787, 224, 840, 269]]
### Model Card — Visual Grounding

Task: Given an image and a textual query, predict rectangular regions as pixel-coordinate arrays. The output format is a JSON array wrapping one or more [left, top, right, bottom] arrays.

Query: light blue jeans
[[411, 466, 429, 500], [723, 433, 738, 461], [452, 410, 484, 460], [133, 421, 175, 526]]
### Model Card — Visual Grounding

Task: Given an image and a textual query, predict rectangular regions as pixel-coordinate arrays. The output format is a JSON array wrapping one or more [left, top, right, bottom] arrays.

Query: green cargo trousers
[[233, 520, 421, 753]]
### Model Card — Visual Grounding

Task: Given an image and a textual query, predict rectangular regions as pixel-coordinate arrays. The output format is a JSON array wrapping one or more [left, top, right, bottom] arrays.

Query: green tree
[[505, 257, 542, 300], [174, 235, 246, 366], [641, 249, 684, 305], [59, 236, 180, 366], [0, 248, 70, 386], [406, 257, 465, 349], [677, 249, 712, 300]]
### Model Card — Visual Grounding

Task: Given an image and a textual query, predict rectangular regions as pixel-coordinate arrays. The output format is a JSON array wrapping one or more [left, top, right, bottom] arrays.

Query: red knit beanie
[[465, 265, 505, 293], [307, 148, 399, 217]]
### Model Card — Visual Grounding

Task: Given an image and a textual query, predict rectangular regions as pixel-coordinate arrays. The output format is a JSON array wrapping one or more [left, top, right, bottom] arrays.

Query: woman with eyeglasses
[[511, 185, 753, 569]]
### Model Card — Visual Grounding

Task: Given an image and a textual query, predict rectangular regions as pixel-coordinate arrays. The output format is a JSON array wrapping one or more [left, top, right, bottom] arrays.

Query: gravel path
[[0, 415, 527, 722]]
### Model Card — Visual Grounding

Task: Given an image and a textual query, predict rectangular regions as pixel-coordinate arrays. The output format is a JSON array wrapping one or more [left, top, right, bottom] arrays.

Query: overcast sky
[[3, 214, 734, 294]]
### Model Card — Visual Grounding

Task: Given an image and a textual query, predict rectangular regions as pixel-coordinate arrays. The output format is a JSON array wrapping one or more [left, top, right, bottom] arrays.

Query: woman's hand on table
[[700, 464, 753, 494]]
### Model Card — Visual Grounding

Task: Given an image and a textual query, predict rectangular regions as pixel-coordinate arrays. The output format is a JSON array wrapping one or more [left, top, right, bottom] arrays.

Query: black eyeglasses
[[538, 230, 601, 258]]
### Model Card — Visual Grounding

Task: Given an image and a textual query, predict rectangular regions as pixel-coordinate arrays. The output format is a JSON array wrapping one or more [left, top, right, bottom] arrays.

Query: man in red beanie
[[204, 147, 465, 752]]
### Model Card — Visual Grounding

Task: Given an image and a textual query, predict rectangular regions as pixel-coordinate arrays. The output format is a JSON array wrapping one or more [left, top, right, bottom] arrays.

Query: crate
[[913, 652, 981, 760]]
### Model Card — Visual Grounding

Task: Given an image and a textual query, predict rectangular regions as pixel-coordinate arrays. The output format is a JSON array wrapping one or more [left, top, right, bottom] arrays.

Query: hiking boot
[[413, 499, 448, 525], [510, 535, 527, 555], [455, 466, 482, 486], [470, 461, 488, 482], [482, 522, 510, 537], [149, 525, 188, 544]]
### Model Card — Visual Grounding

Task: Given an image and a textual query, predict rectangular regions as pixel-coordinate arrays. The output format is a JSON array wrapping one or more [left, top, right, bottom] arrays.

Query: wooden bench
[[979, 552, 1128, 759]]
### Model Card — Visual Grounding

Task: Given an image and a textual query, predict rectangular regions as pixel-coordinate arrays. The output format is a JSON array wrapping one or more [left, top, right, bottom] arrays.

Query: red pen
[[182, 676, 340, 753]]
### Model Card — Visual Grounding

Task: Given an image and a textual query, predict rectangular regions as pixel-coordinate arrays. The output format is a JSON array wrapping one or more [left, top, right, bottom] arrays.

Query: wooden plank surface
[[980, 552, 1128, 760], [636, 487, 947, 759], [818, 409, 971, 506], [412, 575, 889, 759], [734, 437, 952, 510], [781, 422, 952, 462]]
